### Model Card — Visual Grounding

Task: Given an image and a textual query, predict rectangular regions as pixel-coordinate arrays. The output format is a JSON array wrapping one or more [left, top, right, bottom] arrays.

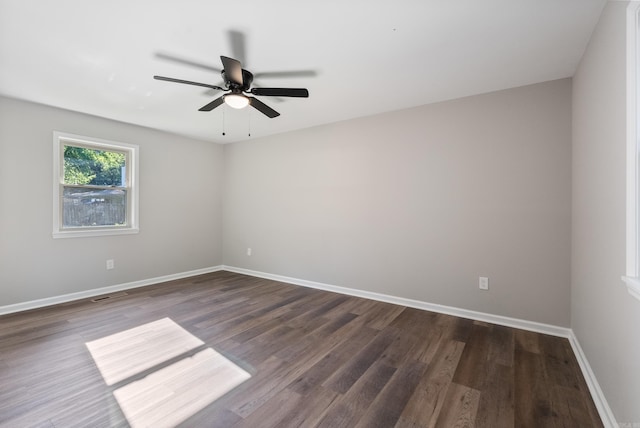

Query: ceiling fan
[[154, 55, 309, 118]]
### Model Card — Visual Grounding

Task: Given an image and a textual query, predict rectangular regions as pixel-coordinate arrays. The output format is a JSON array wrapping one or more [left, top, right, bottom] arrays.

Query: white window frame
[[53, 131, 139, 239], [623, 2, 640, 301]]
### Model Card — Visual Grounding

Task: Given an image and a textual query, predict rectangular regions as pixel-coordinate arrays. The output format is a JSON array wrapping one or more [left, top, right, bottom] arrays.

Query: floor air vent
[[91, 292, 128, 302]]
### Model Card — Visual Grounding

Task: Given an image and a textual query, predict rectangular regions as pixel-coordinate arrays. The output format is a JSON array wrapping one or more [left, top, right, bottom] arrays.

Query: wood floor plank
[[514, 347, 556, 427], [450, 316, 475, 343], [178, 403, 242, 428], [376, 326, 423, 368], [316, 360, 396, 428], [358, 301, 406, 330], [274, 311, 363, 365], [322, 327, 396, 394], [550, 385, 601, 428], [515, 328, 541, 354], [231, 387, 304, 428], [288, 325, 379, 395], [486, 324, 515, 367], [387, 307, 437, 335], [539, 335, 604, 428], [0, 271, 603, 428], [474, 362, 514, 427], [451, 323, 490, 390], [354, 359, 428, 428], [433, 382, 481, 428], [275, 385, 339, 428], [396, 339, 465, 428], [415, 313, 459, 364]]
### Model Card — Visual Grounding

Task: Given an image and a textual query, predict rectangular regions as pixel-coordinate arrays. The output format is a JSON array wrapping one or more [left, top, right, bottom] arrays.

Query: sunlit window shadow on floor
[[86, 318, 251, 428]]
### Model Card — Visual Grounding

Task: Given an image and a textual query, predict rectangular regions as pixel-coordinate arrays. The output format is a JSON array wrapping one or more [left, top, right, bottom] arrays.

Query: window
[[53, 132, 139, 238], [623, 2, 640, 301]]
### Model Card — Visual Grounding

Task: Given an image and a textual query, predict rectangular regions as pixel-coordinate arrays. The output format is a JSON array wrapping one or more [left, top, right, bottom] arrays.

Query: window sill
[[621, 275, 640, 302], [53, 227, 139, 239]]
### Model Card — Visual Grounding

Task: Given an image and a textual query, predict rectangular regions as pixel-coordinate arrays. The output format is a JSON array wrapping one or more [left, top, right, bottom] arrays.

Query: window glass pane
[[63, 145, 126, 186], [54, 132, 138, 238], [62, 187, 127, 228]]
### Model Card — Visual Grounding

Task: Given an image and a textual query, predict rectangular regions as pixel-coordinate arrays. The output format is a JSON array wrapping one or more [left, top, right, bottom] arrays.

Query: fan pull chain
[[222, 107, 226, 136], [248, 109, 251, 137]]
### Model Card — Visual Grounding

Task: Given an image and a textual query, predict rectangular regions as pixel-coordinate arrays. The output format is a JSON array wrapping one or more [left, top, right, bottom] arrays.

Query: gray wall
[[0, 96, 224, 306], [572, 1, 640, 423], [223, 78, 572, 327]]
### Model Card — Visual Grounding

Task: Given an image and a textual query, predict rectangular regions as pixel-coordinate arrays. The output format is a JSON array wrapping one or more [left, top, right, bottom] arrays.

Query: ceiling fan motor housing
[[222, 69, 254, 91]]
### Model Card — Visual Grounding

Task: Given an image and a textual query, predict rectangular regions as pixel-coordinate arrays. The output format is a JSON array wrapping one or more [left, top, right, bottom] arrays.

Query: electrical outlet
[[479, 276, 489, 290], [247, 248, 252, 256], [106, 259, 115, 270]]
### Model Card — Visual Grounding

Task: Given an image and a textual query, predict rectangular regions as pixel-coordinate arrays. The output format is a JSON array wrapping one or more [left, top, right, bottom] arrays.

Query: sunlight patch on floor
[[114, 347, 251, 427], [86, 318, 251, 427], [86, 317, 204, 386]]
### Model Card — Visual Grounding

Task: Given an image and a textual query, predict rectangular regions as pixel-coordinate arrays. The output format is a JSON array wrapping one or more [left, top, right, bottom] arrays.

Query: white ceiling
[[0, 0, 605, 143]]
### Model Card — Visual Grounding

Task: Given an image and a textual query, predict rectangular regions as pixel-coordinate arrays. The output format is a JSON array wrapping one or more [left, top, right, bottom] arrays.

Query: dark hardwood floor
[[0, 271, 602, 427]]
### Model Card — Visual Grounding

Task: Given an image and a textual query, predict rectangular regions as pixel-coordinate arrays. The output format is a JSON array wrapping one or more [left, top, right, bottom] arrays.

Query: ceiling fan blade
[[220, 56, 244, 86], [198, 96, 225, 111], [227, 30, 247, 65], [254, 70, 317, 79], [249, 97, 280, 118], [155, 52, 222, 73], [154, 75, 224, 91], [250, 87, 309, 97]]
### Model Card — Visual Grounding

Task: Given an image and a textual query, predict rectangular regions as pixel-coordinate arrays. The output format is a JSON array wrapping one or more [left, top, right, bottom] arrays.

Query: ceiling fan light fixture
[[224, 93, 249, 109]]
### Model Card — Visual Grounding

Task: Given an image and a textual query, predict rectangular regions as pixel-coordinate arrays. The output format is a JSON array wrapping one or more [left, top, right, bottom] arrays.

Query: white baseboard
[[0, 265, 224, 315], [568, 332, 619, 428]]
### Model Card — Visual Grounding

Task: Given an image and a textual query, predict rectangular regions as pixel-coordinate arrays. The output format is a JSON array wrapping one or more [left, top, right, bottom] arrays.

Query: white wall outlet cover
[[479, 277, 489, 290]]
